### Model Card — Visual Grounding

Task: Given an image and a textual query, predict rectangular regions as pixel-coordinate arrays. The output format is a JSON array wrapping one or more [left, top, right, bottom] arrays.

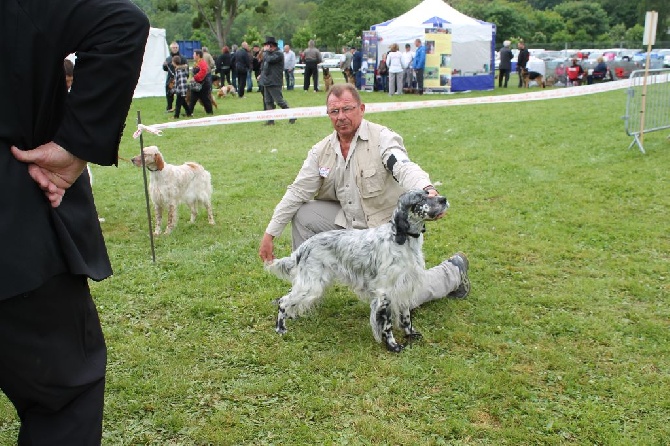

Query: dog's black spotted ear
[[393, 209, 410, 245]]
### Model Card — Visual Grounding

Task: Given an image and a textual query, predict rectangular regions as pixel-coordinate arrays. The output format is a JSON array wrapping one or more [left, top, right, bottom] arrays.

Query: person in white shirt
[[401, 43, 415, 89], [283, 44, 296, 90], [386, 43, 404, 95]]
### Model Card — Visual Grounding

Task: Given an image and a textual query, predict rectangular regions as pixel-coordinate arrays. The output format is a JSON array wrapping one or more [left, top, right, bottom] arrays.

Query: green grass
[[2, 78, 669, 445]]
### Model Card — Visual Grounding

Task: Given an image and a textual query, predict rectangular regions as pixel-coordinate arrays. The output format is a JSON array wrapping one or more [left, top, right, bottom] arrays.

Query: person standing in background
[[352, 47, 363, 90], [498, 40, 513, 88], [303, 39, 322, 92], [516, 39, 530, 88], [401, 43, 414, 89], [283, 44, 296, 90], [386, 43, 404, 95], [230, 44, 239, 91], [163, 41, 186, 112], [188, 50, 214, 115], [412, 39, 426, 94], [216, 46, 233, 86], [1, 0, 149, 443], [202, 46, 216, 74], [235, 42, 252, 98], [340, 46, 353, 82], [259, 37, 295, 126], [250, 43, 262, 93]]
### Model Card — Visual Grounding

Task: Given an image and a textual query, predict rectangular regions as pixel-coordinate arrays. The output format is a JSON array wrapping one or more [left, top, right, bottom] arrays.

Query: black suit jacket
[[0, 0, 149, 299]]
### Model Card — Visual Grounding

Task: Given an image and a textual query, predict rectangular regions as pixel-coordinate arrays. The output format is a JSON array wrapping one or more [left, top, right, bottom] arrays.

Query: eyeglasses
[[327, 105, 358, 117]]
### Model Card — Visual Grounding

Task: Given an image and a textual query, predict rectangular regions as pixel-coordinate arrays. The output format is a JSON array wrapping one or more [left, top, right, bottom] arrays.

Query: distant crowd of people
[[162, 37, 436, 118]]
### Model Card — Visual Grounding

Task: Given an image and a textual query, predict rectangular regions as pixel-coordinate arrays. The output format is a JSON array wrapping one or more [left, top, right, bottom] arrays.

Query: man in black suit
[[0, 0, 149, 443]]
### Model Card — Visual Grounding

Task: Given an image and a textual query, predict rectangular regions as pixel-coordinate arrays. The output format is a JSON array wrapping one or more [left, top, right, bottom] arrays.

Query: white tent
[[134, 27, 170, 98], [371, 0, 495, 91]]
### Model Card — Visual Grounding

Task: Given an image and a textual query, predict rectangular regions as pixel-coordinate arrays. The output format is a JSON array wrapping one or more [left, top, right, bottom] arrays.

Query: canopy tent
[[134, 27, 170, 98], [371, 0, 495, 91]]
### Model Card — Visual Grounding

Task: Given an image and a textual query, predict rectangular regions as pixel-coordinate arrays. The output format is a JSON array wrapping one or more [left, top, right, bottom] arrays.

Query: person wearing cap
[[498, 40, 513, 88], [516, 40, 530, 88], [259, 37, 295, 125]]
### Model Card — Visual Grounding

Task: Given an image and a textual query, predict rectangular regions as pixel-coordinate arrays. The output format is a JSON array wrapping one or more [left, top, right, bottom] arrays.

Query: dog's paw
[[385, 342, 404, 353], [275, 325, 287, 335]]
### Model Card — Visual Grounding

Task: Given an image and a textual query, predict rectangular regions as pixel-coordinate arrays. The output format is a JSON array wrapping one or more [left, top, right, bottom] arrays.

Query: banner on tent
[[424, 27, 452, 93], [362, 31, 378, 92]]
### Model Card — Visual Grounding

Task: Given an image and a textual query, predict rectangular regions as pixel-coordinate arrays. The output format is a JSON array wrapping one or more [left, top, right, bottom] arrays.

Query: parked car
[[320, 52, 343, 69], [654, 49, 670, 67]]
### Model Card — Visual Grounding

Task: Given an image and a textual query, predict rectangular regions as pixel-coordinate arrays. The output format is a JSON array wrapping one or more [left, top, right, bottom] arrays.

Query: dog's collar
[[147, 166, 159, 172], [406, 232, 421, 238]]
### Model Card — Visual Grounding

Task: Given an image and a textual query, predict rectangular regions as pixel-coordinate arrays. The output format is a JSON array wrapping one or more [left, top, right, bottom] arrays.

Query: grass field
[[1, 78, 669, 445]]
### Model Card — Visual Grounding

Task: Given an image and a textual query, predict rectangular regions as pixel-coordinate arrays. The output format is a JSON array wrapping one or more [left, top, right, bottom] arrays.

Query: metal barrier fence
[[623, 68, 670, 153]]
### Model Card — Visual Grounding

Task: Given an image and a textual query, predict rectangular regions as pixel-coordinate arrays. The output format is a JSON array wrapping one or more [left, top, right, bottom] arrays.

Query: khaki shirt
[[265, 120, 433, 237]]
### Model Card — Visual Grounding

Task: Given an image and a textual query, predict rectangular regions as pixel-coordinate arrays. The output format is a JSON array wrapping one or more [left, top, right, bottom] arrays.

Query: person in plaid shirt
[[172, 55, 191, 118]]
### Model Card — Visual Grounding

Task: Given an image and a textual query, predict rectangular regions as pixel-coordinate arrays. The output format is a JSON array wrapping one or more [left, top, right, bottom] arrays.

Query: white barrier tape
[[135, 80, 631, 134]]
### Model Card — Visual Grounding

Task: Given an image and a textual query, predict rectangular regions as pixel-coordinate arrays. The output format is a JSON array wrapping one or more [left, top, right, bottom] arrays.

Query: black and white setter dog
[[265, 189, 449, 352]]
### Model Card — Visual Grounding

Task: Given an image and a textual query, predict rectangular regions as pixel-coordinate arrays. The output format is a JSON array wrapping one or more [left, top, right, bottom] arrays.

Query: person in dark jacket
[[163, 41, 186, 112], [516, 40, 530, 87], [259, 37, 295, 126], [1, 0, 149, 443], [250, 44, 262, 93], [235, 42, 252, 98], [498, 40, 513, 88], [216, 46, 233, 86], [352, 47, 363, 90], [302, 39, 322, 92]]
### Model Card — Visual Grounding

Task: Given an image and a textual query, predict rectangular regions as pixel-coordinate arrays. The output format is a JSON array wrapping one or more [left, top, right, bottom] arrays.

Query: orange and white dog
[[131, 146, 215, 235]]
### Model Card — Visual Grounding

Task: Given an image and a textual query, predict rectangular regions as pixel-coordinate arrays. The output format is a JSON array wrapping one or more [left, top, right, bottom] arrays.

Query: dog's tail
[[264, 257, 296, 282]]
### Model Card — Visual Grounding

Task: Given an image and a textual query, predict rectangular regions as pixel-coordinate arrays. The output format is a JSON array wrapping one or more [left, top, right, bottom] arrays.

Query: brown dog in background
[[323, 67, 334, 92], [343, 67, 356, 86], [521, 67, 545, 88]]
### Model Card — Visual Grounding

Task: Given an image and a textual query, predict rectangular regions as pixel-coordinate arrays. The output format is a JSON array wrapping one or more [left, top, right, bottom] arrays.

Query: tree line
[[133, 0, 669, 52]]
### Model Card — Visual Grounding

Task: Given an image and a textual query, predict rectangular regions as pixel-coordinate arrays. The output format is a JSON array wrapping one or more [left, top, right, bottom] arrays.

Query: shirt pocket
[[359, 168, 385, 198]]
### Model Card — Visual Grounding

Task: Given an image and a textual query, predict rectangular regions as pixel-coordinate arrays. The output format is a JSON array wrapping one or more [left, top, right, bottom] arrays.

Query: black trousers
[[237, 70, 248, 97], [303, 62, 319, 91], [188, 81, 213, 115], [415, 68, 424, 93], [498, 68, 510, 87], [0, 274, 106, 445]]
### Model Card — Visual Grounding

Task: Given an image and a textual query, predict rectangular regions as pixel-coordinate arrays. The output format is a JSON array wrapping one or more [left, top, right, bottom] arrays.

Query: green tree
[[553, 1, 610, 41], [624, 24, 645, 45], [461, 0, 531, 44], [191, 0, 269, 48], [241, 26, 262, 46], [309, 0, 415, 50], [607, 23, 627, 43], [292, 26, 315, 51]]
